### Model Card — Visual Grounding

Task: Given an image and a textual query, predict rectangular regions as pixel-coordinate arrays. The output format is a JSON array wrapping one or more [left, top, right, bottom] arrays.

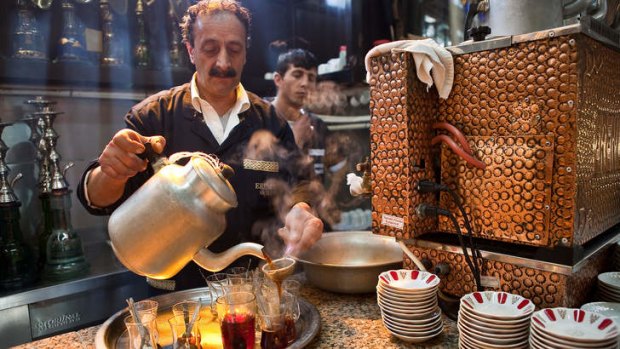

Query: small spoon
[[126, 298, 150, 348], [184, 302, 201, 340]]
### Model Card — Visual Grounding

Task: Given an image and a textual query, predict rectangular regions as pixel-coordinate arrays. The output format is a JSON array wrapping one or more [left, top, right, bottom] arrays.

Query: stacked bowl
[[530, 308, 619, 348], [458, 291, 533, 349], [376, 269, 443, 343], [581, 301, 620, 321], [598, 272, 620, 302]]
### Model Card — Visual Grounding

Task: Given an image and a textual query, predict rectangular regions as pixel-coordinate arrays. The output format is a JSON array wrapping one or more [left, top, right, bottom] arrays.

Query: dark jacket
[[77, 83, 303, 290], [304, 112, 329, 180]]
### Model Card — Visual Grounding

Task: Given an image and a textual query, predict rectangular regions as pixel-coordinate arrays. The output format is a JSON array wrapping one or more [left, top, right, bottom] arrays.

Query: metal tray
[[95, 287, 320, 348]]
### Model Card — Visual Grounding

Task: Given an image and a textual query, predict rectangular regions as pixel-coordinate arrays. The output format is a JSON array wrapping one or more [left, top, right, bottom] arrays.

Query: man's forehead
[[287, 66, 317, 75], [194, 12, 247, 39]]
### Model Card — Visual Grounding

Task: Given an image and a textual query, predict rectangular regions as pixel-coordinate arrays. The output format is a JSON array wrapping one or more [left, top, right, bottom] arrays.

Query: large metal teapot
[[107, 144, 265, 279]]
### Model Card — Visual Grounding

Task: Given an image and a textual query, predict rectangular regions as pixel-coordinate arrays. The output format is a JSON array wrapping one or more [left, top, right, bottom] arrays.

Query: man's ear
[[273, 72, 282, 87], [185, 42, 195, 65]]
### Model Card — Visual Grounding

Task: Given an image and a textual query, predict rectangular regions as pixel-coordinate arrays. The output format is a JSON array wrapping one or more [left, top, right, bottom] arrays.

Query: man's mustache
[[209, 67, 237, 78]]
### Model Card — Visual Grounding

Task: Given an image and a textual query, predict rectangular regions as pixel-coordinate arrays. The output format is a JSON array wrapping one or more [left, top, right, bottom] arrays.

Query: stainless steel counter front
[[0, 230, 149, 347]]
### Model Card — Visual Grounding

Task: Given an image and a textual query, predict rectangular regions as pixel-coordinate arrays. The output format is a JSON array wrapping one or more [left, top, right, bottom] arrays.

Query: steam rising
[[241, 130, 331, 257]]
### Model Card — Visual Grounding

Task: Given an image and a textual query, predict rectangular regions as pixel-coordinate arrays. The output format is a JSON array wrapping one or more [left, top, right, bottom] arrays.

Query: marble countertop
[[11, 279, 459, 349]]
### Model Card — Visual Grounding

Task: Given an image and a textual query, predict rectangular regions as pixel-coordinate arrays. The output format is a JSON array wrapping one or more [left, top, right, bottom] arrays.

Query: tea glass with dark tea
[[255, 279, 299, 348], [216, 291, 257, 349]]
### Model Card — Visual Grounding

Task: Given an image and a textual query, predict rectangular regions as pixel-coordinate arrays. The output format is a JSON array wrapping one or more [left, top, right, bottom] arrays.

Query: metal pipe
[[431, 134, 487, 170], [563, 0, 591, 18], [432, 122, 473, 154]]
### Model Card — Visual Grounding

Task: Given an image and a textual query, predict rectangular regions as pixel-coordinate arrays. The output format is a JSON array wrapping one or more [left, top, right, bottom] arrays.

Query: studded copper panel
[[436, 35, 580, 247], [574, 36, 620, 245], [403, 243, 608, 309], [437, 135, 554, 246], [370, 33, 620, 247], [368, 52, 438, 239]]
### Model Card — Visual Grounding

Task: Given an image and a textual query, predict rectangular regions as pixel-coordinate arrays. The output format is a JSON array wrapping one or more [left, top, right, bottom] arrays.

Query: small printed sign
[[381, 213, 404, 230]]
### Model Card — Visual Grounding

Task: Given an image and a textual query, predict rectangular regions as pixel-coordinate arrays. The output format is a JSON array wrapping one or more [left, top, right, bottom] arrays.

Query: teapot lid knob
[[220, 164, 235, 180]]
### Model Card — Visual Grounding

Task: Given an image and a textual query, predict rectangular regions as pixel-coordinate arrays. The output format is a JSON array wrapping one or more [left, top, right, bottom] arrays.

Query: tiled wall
[[0, 87, 149, 245]]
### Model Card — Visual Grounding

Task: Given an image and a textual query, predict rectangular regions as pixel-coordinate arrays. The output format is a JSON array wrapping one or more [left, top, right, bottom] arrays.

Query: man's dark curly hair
[[180, 0, 251, 47], [275, 49, 318, 76]]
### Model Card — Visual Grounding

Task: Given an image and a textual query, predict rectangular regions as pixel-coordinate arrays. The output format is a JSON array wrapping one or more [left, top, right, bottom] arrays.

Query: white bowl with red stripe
[[376, 283, 437, 300], [460, 291, 534, 320], [530, 308, 619, 344], [458, 308, 531, 328], [375, 269, 443, 343], [377, 292, 437, 309], [458, 291, 533, 349], [530, 322, 617, 348], [378, 269, 440, 293]]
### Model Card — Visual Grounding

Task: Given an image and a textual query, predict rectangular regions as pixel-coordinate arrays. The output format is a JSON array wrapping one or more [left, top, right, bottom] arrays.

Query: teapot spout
[[193, 243, 266, 272]]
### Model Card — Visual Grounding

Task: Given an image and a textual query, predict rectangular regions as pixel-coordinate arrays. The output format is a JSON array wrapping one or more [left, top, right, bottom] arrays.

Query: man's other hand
[[278, 202, 323, 256]]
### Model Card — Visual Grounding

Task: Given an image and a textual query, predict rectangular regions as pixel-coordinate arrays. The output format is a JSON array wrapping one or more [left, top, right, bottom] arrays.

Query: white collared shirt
[[190, 73, 250, 145]]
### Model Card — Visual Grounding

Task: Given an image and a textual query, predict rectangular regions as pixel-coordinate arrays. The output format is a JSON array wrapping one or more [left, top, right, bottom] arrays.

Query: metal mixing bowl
[[295, 231, 403, 294]]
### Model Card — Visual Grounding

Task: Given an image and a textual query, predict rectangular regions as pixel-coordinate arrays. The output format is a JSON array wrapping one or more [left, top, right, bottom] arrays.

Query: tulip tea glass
[[172, 300, 201, 322], [134, 299, 159, 320], [258, 313, 287, 349], [168, 314, 202, 349], [225, 266, 254, 293], [124, 314, 159, 349], [216, 292, 257, 349], [206, 273, 230, 312], [255, 280, 300, 347]]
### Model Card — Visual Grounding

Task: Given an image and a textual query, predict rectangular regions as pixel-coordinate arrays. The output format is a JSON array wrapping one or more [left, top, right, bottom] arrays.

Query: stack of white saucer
[[458, 291, 534, 349], [530, 308, 618, 348], [376, 269, 443, 343], [598, 272, 620, 302]]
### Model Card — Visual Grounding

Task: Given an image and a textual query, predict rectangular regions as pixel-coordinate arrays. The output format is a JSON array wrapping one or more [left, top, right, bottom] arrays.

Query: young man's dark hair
[[275, 49, 318, 76]]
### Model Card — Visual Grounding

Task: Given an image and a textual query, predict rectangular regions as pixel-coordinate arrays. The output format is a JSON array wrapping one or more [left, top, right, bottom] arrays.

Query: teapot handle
[[138, 142, 166, 172]]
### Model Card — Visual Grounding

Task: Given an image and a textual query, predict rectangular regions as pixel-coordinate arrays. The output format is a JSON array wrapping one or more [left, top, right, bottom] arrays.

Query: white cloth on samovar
[[364, 39, 454, 99], [347, 173, 365, 197]]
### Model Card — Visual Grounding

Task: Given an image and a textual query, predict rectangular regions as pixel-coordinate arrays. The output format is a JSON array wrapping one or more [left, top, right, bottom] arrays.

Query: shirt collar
[[190, 73, 251, 115]]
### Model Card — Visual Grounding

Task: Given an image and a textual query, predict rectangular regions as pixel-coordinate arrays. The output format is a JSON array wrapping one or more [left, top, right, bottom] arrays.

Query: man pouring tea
[[77, 0, 323, 291]]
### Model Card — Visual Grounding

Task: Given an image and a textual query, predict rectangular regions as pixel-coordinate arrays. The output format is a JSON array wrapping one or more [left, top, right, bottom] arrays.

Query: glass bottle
[[55, 0, 86, 62], [13, 0, 47, 60], [43, 190, 89, 281]]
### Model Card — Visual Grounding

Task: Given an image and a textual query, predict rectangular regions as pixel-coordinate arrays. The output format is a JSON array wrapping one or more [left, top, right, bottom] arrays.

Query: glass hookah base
[[43, 259, 90, 281]]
